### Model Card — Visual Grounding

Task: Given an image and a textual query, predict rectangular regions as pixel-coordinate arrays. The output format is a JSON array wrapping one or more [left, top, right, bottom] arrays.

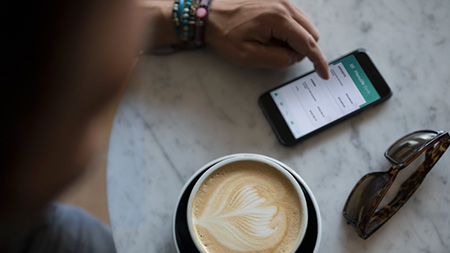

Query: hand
[[205, 0, 329, 79]]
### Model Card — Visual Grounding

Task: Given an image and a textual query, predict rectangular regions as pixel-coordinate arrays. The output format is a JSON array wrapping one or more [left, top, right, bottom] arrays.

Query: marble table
[[107, 0, 450, 252]]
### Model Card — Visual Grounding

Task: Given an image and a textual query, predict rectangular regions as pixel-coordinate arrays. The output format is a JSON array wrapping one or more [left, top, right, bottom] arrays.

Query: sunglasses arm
[[363, 140, 449, 237]]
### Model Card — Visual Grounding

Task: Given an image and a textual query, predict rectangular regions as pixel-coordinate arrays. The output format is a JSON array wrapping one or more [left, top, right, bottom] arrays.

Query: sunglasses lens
[[387, 131, 437, 163], [344, 172, 391, 224]]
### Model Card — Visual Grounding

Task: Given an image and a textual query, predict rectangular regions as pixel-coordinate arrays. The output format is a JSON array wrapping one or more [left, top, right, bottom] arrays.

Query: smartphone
[[259, 49, 392, 146]]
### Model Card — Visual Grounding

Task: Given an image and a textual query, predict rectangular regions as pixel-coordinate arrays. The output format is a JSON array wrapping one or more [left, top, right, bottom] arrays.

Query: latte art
[[191, 161, 305, 252], [195, 181, 286, 250]]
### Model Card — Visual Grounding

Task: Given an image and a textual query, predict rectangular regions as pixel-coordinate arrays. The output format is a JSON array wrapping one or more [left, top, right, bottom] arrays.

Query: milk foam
[[191, 161, 304, 252]]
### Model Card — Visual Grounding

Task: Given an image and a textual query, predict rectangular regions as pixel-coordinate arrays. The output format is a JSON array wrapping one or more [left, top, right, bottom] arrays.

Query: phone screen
[[270, 54, 381, 139]]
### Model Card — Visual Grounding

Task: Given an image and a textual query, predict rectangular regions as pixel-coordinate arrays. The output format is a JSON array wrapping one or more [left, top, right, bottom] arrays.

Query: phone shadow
[[127, 48, 392, 156]]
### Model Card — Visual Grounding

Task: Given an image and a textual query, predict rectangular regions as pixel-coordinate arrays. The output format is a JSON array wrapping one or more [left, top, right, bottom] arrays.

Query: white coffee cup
[[187, 155, 308, 252]]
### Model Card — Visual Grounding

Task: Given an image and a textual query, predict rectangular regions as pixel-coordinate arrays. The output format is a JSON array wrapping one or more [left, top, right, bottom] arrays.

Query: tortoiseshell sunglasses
[[343, 130, 450, 239]]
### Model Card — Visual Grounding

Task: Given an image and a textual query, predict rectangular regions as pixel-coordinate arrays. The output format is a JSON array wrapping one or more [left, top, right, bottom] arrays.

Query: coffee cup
[[186, 156, 308, 252]]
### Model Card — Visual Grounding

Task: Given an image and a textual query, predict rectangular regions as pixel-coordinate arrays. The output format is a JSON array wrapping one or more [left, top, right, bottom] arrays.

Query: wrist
[[204, 5, 215, 45], [203, 0, 223, 46], [140, 1, 179, 48]]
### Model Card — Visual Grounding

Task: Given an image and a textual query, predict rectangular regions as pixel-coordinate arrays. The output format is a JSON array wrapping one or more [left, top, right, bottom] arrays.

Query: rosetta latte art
[[193, 175, 287, 251]]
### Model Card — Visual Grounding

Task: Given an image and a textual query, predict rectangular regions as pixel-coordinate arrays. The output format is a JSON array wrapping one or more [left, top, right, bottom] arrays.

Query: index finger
[[273, 19, 329, 79], [285, 2, 320, 41]]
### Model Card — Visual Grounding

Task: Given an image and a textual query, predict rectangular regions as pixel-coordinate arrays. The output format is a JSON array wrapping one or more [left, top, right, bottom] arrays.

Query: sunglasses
[[343, 130, 450, 239]]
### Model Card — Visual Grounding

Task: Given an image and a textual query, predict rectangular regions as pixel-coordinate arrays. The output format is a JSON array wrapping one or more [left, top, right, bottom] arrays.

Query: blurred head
[[2, 0, 143, 225]]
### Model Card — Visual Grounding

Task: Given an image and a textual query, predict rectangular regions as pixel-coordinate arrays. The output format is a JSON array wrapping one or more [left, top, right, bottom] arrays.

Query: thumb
[[248, 43, 301, 68]]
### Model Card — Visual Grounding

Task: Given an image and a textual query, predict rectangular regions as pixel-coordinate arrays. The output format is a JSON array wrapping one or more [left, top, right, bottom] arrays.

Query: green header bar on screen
[[334, 55, 380, 107]]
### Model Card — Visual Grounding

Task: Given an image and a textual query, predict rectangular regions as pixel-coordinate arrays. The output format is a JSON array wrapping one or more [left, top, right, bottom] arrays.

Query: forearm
[[138, 0, 328, 77], [140, 0, 179, 48]]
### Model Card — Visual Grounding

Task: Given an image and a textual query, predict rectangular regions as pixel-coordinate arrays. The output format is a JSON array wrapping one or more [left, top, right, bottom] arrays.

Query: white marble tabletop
[[107, 0, 450, 252]]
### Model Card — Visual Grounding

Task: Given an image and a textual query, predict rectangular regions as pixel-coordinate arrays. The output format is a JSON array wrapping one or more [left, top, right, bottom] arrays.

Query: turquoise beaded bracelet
[[172, 0, 212, 49]]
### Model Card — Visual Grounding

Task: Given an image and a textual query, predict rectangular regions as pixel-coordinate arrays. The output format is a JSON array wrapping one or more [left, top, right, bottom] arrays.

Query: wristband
[[172, 0, 181, 35], [194, 0, 210, 47], [172, 0, 212, 49]]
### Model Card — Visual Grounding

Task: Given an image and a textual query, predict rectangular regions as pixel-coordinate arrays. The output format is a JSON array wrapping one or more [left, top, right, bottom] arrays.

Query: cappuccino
[[190, 161, 305, 252]]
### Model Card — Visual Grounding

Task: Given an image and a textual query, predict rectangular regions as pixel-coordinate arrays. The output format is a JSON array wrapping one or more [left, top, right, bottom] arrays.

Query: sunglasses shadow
[[339, 216, 386, 250]]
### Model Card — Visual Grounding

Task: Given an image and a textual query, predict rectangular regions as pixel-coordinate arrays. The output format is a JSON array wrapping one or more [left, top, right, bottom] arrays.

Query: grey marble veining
[[107, 0, 450, 252]]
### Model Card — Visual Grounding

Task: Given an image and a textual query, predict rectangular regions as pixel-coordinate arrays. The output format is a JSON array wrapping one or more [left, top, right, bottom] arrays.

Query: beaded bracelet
[[172, 0, 212, 49], [172, 0, 181, 36], [194, 0, 211, 47]]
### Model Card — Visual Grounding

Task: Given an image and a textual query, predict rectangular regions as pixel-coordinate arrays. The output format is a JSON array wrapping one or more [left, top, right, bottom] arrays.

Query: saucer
[[173, 154, 322, 253]]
